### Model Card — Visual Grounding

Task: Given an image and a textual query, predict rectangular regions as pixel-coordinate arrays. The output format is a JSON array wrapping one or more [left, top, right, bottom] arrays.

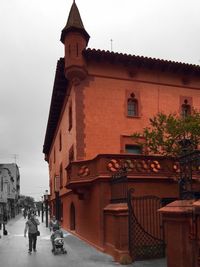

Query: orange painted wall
[[61, 182, 111, 250], [48, 84, 77, 199], [60, 179, 178, 251], [83, 61, 200, 160], [47, 57, 200, 198], [46, 49, 200, 255], [43, 2, 200, 260]]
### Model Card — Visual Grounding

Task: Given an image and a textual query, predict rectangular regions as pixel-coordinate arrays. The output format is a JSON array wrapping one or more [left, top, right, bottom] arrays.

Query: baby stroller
[[53, 236, 67, 255], [51, 227, 67, 255]]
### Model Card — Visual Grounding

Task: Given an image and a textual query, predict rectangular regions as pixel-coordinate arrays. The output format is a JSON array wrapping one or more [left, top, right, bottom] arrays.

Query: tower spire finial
[[60, 0, 90, 44]]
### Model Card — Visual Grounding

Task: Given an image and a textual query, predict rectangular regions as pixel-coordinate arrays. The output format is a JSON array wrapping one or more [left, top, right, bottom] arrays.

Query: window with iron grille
[[127, 92, 139, 117]]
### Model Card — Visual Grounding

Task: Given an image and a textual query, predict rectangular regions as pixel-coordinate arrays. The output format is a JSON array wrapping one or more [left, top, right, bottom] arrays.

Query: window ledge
[[126, 115, 141, 119]]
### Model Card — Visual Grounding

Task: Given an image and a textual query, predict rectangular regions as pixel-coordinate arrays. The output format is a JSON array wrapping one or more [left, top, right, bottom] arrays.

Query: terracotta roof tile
[[84, 48, 200, 74]]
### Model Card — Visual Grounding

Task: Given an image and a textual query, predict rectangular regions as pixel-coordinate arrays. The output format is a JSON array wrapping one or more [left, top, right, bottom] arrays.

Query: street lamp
[[54, 176, 60, 221], [44, 190, 49, 228]]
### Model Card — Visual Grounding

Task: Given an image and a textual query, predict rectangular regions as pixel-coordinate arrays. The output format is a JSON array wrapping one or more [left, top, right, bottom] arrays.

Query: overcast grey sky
[[0, 0, 200, 200]]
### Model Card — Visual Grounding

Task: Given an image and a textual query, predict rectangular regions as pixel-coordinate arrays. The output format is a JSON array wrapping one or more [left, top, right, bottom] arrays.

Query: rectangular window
[[127, 99, 138, 117], [125, 145, 142, 154]]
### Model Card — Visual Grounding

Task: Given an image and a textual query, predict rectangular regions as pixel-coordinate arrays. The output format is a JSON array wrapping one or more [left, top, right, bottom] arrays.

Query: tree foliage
[[132, 111, 200, 157], [19, 195, 35, 208]]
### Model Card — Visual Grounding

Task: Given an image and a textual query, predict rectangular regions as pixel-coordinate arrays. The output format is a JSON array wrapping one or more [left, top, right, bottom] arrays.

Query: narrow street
[[0, 215, 166, 267]]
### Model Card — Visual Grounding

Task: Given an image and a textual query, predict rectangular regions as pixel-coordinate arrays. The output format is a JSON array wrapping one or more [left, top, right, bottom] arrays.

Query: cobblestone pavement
[[0, 215, 167, 267]]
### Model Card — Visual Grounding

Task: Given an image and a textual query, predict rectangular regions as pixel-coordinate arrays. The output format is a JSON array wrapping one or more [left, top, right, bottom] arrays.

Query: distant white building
[[0, 163, 20, 221]]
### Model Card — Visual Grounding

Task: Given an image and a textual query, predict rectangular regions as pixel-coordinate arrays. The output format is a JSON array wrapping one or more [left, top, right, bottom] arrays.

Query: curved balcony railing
[[66, 154, 181, 189]]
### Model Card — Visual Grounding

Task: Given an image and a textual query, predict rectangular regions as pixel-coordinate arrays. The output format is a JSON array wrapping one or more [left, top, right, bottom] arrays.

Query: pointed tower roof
[[60, 1, 90, 44]]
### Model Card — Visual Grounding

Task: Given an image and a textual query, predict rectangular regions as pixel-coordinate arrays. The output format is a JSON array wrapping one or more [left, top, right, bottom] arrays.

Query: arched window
[[70, 203, 76, 231], [181, 99, 191, 118], [127, 93, 138, 117]]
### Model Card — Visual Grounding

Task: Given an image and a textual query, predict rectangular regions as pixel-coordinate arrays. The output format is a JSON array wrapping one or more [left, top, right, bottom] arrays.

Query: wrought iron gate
[[128, 189, 165, 261]]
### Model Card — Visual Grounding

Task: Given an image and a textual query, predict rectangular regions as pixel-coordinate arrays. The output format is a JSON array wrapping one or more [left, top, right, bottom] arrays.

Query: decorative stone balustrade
[[65, 154, 181, 189]]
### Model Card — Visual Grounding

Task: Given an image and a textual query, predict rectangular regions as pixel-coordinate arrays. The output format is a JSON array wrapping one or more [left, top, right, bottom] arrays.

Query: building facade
[[0, 163, 20, 222], [43, 1, 200, 260]]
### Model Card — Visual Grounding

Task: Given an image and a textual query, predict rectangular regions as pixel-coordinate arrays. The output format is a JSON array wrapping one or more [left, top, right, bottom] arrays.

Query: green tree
[[132, 111, 200, 157], [19, 195, 35, 208]]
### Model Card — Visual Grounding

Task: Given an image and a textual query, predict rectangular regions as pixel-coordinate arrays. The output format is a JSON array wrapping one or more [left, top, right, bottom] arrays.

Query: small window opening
[[125, 145, 142, 154]]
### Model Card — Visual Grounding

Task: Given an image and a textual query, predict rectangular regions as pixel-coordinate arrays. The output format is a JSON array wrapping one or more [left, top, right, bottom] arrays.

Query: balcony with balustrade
[[65, 154, 181, 198]]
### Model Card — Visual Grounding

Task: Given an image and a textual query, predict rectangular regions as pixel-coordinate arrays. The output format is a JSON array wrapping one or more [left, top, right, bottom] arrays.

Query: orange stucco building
[[43, 1, 200, 261]]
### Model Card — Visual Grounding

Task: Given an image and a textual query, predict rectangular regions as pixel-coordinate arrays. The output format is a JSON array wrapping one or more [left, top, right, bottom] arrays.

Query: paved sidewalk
[[0, 215, 167, 267]]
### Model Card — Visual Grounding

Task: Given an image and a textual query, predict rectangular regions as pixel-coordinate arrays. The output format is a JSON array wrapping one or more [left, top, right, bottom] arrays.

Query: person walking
[[49, 215, 59, 232], [24, 213, 40, 254], [3, 212, 8, 235], [50, 225, 64, 252]]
